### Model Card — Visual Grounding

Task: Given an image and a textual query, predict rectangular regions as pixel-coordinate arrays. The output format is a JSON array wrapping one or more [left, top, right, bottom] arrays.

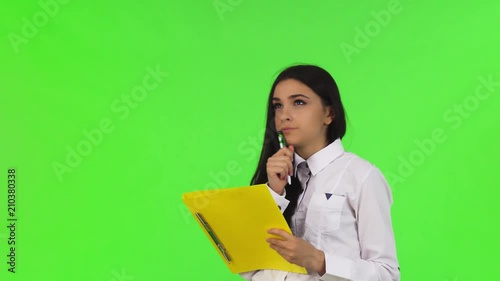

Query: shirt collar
[[293, 138, 345, 177]]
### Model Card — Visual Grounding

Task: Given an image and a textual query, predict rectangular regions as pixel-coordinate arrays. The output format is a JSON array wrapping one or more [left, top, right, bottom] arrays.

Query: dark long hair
[[250, 64, 347, 227]]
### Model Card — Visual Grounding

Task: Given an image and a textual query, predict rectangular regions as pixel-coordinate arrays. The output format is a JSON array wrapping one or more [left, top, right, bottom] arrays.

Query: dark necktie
[[296, 161, 311, 207]]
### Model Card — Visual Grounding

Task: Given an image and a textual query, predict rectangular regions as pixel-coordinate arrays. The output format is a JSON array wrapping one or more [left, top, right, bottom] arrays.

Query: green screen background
[[1, 0, 499, 280]]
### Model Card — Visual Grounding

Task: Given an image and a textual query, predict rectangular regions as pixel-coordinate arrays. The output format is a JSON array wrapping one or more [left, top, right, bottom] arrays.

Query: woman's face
[[272, 79, 333, 156]]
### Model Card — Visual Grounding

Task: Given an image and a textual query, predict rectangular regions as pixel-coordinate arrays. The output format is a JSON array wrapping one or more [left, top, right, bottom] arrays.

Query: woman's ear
[[325, 106, 335, 125]]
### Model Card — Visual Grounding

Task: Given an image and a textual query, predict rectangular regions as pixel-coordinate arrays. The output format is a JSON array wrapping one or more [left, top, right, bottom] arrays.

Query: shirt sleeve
[[238, 271, 256, 280], [266, 183, 290, 213], [319, 167, 400, 281]]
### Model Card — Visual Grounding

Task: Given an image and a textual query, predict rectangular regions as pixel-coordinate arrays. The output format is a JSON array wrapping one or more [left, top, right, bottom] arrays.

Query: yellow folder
[[181, 184, 307, 274]]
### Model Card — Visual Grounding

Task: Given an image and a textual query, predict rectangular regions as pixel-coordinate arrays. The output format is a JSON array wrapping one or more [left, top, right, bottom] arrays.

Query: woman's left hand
[[266, 228, 326, 274]]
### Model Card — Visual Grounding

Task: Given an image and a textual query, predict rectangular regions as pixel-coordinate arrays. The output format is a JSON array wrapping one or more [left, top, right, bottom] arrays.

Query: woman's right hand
[[267, 145, 294, 195]]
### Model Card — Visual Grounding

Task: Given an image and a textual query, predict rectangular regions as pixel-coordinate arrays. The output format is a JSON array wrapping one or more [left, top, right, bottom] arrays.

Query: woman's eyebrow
[[272, 94, 310, 101], [290, 94, 310, 99]]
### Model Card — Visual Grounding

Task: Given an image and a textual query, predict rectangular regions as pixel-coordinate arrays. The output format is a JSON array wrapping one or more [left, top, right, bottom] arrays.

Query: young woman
[[240, 65, 400, 281]]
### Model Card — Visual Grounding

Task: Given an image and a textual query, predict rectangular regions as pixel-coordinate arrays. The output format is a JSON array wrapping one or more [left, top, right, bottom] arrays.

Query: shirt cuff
[[319, 252, 354, 281], [266, 183, 290, 213]]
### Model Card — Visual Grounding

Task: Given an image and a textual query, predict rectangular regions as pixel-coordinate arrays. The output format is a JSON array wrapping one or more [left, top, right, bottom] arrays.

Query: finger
[[269, 243, 282, 255], [282, 147, 294, 163], [278, 146, 292, 155], [267, 167, 288, 181], [269, 162, 292, 178], [276, 147, 293, 160], [266, 237, 288, 249], [269, 243, 290, 258], [278, 148, 293, 173], [267, 228, 294, 240], [267, 163, 290, 181], [268, 157, 292, 174], [268, 155, 292, 165]]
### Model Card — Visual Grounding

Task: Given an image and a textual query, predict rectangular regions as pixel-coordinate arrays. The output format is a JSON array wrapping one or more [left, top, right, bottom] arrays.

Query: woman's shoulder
[[335, 151, 389, 183], [337, 152, 392, 196], [339, 151, 379, 173]]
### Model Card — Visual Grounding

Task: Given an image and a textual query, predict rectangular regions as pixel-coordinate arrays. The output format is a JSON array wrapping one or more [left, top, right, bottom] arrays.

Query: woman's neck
[[296, 139, 329, 160]]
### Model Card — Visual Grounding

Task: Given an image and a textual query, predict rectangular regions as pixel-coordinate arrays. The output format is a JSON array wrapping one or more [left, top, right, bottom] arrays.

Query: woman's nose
[[279, 105, 292, 121]]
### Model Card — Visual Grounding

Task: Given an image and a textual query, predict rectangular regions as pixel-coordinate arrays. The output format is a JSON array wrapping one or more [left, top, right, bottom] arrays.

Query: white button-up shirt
[[240, 138, 400, 281]]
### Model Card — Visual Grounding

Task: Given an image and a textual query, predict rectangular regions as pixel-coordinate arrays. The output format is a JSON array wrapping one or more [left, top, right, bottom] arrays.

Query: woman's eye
[[273, 103, 282, 109], [294, 99, 306, 105]]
